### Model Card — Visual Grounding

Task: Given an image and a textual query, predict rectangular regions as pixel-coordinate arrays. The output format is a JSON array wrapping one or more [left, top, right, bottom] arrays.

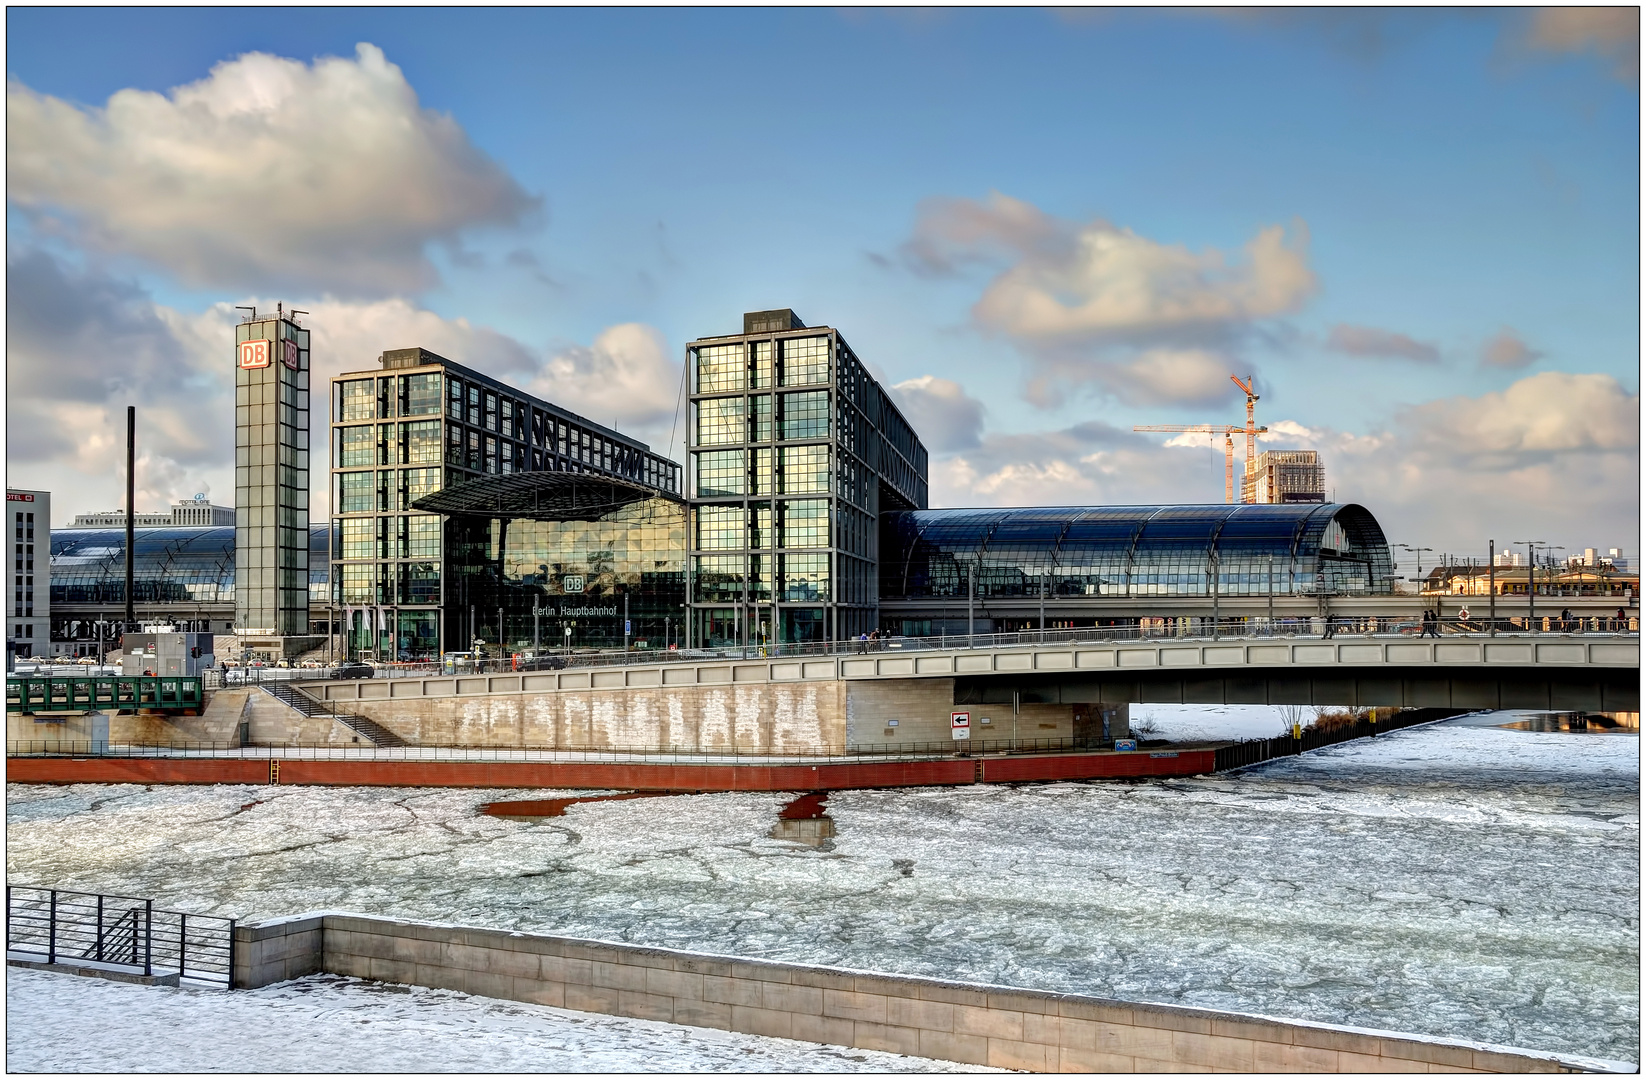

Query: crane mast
[[1134, 373, 1267, 504]]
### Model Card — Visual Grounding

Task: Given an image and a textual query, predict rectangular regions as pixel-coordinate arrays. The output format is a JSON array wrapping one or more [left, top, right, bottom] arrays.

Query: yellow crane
[[1134, 374, 1268, 504], [1230, 374, 1262, 502]]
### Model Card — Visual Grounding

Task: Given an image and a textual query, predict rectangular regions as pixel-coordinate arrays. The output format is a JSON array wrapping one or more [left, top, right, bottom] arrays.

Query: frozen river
[[6, 713, 1638, 1063]]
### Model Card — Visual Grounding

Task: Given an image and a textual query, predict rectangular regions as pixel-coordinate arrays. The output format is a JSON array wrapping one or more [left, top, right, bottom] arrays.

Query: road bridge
[[305, 633, 1638, 754]]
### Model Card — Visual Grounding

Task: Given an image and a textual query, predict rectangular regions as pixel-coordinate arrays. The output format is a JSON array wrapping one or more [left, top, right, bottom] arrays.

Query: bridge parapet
[[311, 633, 1638, 703]]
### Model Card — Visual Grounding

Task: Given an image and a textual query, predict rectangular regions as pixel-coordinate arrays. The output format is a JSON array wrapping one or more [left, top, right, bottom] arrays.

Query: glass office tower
[[686, 310, 928, 646], [234, 311, 310, 637], [329, 347, 681, 660]]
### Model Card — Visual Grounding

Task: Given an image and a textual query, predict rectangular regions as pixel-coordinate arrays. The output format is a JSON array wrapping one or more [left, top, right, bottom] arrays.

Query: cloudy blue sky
[[6, 6, 1639, 558]]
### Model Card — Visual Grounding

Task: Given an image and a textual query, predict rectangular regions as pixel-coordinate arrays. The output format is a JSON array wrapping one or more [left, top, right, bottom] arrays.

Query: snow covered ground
[[6, 967, 997, 1073], [6, 713, 1638, 1063], [1131, 702, 1299, 741]]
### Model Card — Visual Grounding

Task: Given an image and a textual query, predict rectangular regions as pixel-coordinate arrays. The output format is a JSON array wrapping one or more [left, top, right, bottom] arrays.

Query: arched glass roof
[[879, 503, 1393, 599], [50, 525, 332, 605]]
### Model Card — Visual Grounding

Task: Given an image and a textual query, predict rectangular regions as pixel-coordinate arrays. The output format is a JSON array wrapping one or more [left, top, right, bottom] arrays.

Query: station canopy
[[411, 472, 682, 522]]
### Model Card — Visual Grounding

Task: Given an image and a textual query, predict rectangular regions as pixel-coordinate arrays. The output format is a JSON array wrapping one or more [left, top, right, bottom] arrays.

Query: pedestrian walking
[[1420, 609, 1439, 638], [857, 633, 869, 654], [1559, 607, 1572, 632], [1321, 615, 1337, 639]]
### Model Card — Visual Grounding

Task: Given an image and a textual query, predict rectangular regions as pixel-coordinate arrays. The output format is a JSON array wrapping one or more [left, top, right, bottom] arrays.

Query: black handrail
[[6, 885, 235, 988]]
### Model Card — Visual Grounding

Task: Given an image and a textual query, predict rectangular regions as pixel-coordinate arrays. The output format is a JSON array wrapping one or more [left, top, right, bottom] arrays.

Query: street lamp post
[[1488, 540, 1496, 636], [1514, 540, 1545, 632]]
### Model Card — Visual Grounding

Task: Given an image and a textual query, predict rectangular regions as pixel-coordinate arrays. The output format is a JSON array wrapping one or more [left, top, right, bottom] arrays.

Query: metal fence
[[5, 737, 1114, 764], [1211, 708, 1464, 771], [6, 885, 235, 988], [191, 617, 1637, 687]]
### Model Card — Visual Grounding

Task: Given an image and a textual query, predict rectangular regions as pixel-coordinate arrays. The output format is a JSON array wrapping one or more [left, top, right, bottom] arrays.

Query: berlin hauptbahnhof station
[[34, 307, 1408, 663]]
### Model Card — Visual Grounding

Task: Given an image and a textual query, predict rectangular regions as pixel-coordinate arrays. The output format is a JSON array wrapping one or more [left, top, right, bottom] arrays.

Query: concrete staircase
[[259, 684, 409, 748]]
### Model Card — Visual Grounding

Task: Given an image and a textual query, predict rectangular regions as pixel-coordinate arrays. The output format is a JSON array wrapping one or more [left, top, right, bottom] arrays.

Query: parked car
[[518, 654, 567, 671], [331, 661, 374, 679]]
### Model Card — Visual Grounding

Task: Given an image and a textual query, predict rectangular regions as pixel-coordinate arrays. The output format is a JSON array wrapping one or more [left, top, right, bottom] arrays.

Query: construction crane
[[1231, 374, 1261, 502], [1134, 373, 1267, 504], [1131, 425, 1251, 504]]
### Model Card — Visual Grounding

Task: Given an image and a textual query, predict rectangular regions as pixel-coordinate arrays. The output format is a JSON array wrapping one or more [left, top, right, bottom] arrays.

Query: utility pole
[[1515, 540, 1544, 632], [1488, 540, 1496, 636], [125, 406, 136, 632], [967, 561, 976, 644], [1038, 568, 1046, 643], [1266, 553, 1275, 633], [1209, 548, 1220, 641]]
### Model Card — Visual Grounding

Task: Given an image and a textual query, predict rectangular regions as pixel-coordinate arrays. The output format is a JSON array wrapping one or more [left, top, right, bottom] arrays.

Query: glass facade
[[685, 312, 929, 647], [234, 315, 310, 635], [878, 503, 1394, 605], [330, 348, 682, 660], [439, 497, 685, 654], [46, 525, 331, 641]]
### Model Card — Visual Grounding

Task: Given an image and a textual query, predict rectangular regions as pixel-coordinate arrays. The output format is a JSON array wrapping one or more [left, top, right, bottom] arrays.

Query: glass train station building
[[39, 309, 1400, 660]]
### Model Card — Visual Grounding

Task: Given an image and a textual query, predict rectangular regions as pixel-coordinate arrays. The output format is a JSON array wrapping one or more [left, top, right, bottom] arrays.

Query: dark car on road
[[331, 661, 374, 679]]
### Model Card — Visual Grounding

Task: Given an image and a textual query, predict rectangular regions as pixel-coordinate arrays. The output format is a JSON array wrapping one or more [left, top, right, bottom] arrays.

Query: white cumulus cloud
[[890, 376, 986, 453], [7, 43, 537, 296], [899, 192, 1309, 406]]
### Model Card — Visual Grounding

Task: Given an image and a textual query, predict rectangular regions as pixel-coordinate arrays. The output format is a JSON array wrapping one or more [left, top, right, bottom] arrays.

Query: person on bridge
[[1420, 610, 1440, 638]]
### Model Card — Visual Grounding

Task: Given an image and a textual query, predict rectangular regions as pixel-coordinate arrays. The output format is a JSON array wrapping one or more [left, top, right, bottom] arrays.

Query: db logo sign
[[238, 340, 272, 369], [282, 340, 300, 370]]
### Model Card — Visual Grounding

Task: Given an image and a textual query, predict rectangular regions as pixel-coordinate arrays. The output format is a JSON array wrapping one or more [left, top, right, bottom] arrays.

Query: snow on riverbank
[[6, 715, 1638, 1062], [5, 967, 998, 1073]]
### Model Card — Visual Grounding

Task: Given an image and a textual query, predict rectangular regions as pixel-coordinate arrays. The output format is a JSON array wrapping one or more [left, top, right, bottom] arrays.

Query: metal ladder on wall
[[259, 684, 408, 747]]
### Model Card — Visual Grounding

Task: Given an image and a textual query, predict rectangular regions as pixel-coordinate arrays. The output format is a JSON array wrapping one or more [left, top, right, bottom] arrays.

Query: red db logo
[[239, 340, 271, 369]]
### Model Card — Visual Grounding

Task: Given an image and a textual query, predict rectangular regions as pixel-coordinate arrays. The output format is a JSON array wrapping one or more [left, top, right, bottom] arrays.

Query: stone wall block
[[563, 983, 621, 1015], [672, 1000, 734, 1032], [675, 955, 736, 978], [853, 1021, 924, 1057], [886, 995, 955, 1033], [953, 1003, 1023, 1041], [760, 981, 824, 1015], [1170, 1031, 1256, 1072], [1253, 1040, 1339, 1071], [1056, 1046, 1136, 1073], [617, 989, 676, 1023], [540, 955, 593, 986], [986, 1037, 1055, 1071], [917, 1029, 990, 1067], [788, 1012, 856, 1048], [1379, 1040, 1479, 1069], [730, 1005, 792, 1040], [701, 975, 764, 1008], [514, 979, 566, 1009], [643, 967, 703, 1002], [822, 988, 889, 1024], [914, 982, 992, 1008], [590, 959, 648, 992]]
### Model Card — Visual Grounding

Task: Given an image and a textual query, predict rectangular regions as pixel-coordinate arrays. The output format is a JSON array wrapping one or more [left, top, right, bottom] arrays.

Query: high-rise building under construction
[[1244, 450, 1325, 504]]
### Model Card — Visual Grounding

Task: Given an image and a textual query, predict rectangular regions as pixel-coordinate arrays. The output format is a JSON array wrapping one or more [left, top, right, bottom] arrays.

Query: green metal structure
[[6, 676, 204, 715]]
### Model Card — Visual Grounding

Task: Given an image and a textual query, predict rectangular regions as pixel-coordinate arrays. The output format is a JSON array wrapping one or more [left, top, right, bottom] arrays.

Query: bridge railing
[[5, 674, 203, 714], [5, 885, 235, 988], [1212, 708, 1463, 771], [220, 616, 1638, 685], [6, 735, 1130, 763]]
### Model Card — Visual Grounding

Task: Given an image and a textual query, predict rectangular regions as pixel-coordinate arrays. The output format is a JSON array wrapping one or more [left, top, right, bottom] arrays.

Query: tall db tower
[[234, 309, 310, 649]]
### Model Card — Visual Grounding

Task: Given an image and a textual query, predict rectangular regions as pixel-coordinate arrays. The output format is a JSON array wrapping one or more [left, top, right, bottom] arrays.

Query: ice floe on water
[[5, 713, 1638, 1063], [5, 967, 994, 1073]]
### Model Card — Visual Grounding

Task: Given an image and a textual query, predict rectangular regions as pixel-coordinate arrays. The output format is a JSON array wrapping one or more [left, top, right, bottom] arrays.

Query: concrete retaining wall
[[338, 681, 849, 753], [231, 913, 1600, 1073]]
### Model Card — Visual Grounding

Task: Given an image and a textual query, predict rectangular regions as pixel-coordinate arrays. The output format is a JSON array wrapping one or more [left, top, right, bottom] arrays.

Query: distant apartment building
[[7, 488, 50, 663], [685, 309, 928, 646], [1243, 450, 1325, 504], [71, 498, 235, 529], [71, 509, 170, 528]]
